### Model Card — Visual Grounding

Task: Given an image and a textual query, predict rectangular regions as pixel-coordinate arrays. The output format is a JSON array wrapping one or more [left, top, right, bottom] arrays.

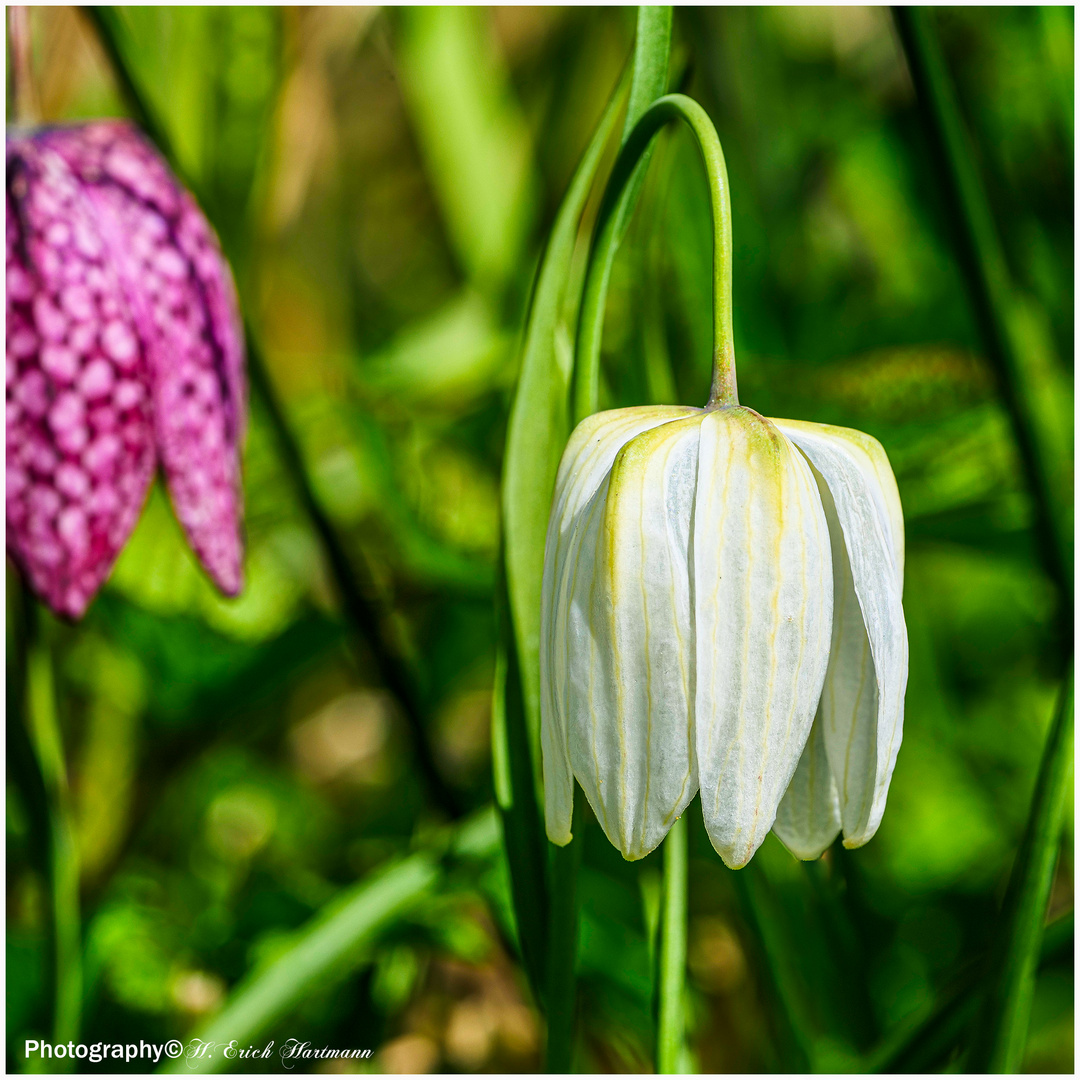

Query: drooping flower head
[[539, 92, 908, 870], [540, 405, 907, 869], [6, 119, 245, 618]]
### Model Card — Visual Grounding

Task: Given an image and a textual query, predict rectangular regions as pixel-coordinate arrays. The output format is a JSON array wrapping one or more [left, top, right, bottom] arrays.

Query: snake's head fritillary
[[540, 404, 907, 868], [6, 120, 245, 618]]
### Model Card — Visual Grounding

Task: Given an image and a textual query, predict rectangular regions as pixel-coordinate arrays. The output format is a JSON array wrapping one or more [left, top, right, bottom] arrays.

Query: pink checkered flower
[[6, 119, 246, 618]]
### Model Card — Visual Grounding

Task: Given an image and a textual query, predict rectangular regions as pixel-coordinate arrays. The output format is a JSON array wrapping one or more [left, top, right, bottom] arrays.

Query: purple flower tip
[[7, 120, 246, 618]]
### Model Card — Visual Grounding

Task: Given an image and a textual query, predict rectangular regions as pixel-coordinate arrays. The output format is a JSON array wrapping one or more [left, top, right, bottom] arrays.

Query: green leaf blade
[[161, 853, 441, 1074], [969, 672, 1074, 1072]]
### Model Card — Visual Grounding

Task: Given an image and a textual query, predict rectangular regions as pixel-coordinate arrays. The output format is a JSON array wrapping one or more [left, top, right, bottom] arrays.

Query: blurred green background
[[6, 6, 1073, 1073]]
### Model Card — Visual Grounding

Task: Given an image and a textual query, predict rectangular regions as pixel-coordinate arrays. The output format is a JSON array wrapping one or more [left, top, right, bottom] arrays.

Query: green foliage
[[163, 850, 441, 1073], [6, 6, 1072, 1075]]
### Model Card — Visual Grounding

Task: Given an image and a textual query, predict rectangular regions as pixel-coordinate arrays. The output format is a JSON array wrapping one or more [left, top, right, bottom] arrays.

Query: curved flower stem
[[8, 6, 41, 125], [656, 813, 688, 1073], [573, 93, 737, 422]]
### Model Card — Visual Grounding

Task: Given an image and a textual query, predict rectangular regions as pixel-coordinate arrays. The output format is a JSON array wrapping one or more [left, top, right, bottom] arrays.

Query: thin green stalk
[[639, 866, 662, 970], [622, 6, 673, 143], [7, 582, 80, 1064], [244, 330, 462, 819], [82, 9, 173, 171], [894, 13, 1074, 1069], [868, 913, 1074, 1073], [893, 6, 1072, 598], [573, 93, 737, 422], [567, 78, 736, 1078], [727, 858, 815, 1071], [492, 571, 550, 996], [803, 856, 877, 1047], [968, 672, 1074, 1072], [656, 814, 688, 1073], [545, 789, 584, 1074], [23, 609, 82, 1056], [84, 6, 461, 819], [601, 5, 673, 271]]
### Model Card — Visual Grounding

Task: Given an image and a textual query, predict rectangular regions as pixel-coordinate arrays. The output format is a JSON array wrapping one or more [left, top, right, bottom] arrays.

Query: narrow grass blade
[[9, 7, 40, 123], [893, 6, 1073, 598], [8, 586, 82, 1063], [491, 573, 550, 996], [501, 69, 629, 786], [622, 6, 675, 145], [890, 11, 1074, 1071], [494, 17, 632, 1008], [728, 864, 815, 1073], [161, 854, 441, 1074], [968, 672, 1074, 1072], [544, 789, 584, 1073], [82, 8, 180, 181], [19, 602, 82, 1059], [571, 8, 676, 422], [539, 10, 673, 1070], [868, 912, 1073, 1073]]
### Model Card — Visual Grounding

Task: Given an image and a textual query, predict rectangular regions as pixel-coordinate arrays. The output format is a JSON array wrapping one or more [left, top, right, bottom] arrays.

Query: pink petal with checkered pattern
[[39, 121, 246, 596], [6, 135, 156, 618]]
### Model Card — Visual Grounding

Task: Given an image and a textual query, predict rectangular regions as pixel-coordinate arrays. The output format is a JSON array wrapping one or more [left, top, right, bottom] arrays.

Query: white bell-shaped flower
[[540, 405, 907, 868]]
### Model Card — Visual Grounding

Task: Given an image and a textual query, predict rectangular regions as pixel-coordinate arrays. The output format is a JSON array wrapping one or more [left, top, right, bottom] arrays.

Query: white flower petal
[[773, 420, 908, 847], [772, 709, 841, 860], [540, 406, 699, 847], [566, 417, 702, 858], [693, 408, 834, 869]]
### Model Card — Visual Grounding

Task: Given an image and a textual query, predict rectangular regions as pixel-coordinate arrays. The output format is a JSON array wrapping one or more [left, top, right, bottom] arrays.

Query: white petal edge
[[772, 708, 841, 860], [540, 406, 700, 846], [773, 420, 908, 847], [694, 408, 834, 869]]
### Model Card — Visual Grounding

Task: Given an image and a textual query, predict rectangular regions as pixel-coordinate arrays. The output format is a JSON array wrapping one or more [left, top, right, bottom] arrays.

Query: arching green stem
[[573, 93, 737, 423]]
